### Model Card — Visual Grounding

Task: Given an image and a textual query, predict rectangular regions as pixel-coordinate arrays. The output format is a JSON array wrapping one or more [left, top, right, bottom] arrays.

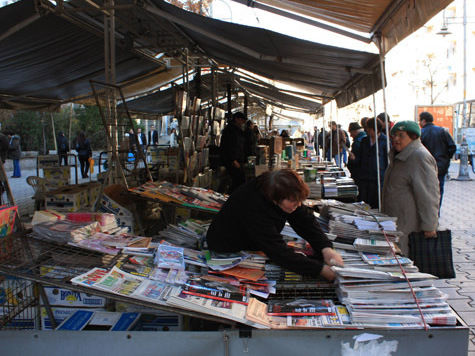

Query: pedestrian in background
[[220, 112, 246, 193], [325, 121, 346, 167], [56, 131, 69, 166], [347, 122, 367, 190], [75, 131, 92, 179], [0, 132, 9, 163], [312, 126, 320, 157], [148, 125, 159, 146], [382, 121, 439, 255], [8, 133, 21, 178], [419, 111, 456, 207], [360, 117, 369, 133], [355, 118, 388, 209], [137, 128, 147, 152], [338, 124, 351, 166], [244, 120, 258, 159]]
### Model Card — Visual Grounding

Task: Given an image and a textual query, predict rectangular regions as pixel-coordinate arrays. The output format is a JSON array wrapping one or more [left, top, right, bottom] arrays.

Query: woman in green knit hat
[[382, 120, 440, 255]]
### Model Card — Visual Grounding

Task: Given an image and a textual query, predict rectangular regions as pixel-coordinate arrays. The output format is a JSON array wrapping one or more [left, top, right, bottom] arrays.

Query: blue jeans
[[438, 174, 445, 208], [13, 159, 21, 177]]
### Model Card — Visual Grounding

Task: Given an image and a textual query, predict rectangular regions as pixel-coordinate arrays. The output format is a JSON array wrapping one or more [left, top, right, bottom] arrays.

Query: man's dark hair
[[256, 169, 309, 203], [377, 112, 390, 123], [360, 117, 369, 129], [366, 118, 383, 133], [232, 112, 246, 121], [419, 111, 434, 122]]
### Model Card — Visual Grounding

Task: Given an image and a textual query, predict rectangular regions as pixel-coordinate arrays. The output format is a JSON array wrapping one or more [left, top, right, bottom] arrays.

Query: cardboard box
[[45, 186, 88, 212], [43, 286, 106, 307], [41, 307, 105, 330], [115, 302, 182, 331], [37, 155, 60, 168], [43, 166, 71, 187], [77, 182, 102, 207]]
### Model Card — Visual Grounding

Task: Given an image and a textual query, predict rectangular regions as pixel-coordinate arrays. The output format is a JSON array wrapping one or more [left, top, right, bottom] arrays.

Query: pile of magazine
[[332, 265, 457, 327], [129, 181, 227, 212], [158, 219, 209, 249]]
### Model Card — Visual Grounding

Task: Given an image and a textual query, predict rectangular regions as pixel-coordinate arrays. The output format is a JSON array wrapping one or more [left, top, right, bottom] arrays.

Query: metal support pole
[[335, 102, 341, 167], [373, 93, 382, 211], [456, 0, 471, 181], [226, 83, 232, 120], [377, 36, 391, 161], [244, 92, 248, 118], [50, 113, 57, 152]]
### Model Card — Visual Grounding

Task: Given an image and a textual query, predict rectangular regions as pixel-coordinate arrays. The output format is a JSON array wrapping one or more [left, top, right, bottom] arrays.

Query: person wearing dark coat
[[244, 120, 258, 159], [347, 122, 367, 186], [354, 118, 388, 209], [419, 111, 456, 207], [148, 125, 159, 146], [325, 121, 346, 166], [219, 112, 247, 193], [0, 133, 9, 163], [8, 134, 21, 178], [206, 169, 343, 280], [57, 131, 69, 166], [75, 131, 92, 179], [137, 128, 147, 152]]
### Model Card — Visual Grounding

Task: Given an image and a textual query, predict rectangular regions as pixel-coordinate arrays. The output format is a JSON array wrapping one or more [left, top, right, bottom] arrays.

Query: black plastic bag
[[408, 230, 456, 279]]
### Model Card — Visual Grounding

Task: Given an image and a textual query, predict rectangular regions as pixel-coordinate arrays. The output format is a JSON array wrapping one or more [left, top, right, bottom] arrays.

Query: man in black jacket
[[206, 169, 343, 280], [57, 131, 69, 166], [148, 125, 159, 146], [419, 111, 456, 207], [219, 112, 247, 193]]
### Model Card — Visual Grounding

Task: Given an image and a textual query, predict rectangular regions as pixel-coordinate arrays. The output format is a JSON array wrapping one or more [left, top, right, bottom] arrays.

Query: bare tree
[[417, 53, 448, 104], [167, 0, 213, 15]]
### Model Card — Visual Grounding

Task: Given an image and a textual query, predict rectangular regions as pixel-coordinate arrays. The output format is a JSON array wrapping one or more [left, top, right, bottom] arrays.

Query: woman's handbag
[[408, 230, 456, 279]]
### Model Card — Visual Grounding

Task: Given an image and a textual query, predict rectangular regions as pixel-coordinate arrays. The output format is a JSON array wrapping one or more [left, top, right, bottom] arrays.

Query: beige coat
[[382, 139, 440, 255]]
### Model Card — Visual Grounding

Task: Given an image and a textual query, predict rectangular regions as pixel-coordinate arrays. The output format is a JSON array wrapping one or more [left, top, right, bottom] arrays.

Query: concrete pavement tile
[[457, 312, 475, 327], [456, 263, 475, 271], [453, 254, 471, 263], [459, 290, 475, 299], [437, 287, 467, 299], [446, 278, 475, 287], [433, 279, 455, 287], [448, 299, 475, 312], [464, 253, 475, 261]]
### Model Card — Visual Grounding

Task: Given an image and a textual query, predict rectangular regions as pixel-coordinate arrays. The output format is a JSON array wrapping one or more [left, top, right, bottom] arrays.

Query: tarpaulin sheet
[[248, 0, 452, 52], [123, 72, 321, 115], [0, 0, 163, 111], [145, 0, 383, 108]]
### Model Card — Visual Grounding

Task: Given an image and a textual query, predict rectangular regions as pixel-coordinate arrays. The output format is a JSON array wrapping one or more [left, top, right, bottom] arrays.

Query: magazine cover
[[155, 244, 185, 270], [267, 299, 335, 316], [0, 205, 17, 237]]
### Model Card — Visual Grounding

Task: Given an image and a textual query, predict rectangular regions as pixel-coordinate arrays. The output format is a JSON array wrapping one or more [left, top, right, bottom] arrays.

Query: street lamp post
[[456, 0, 471, 180], [437, 0, 472, 180]]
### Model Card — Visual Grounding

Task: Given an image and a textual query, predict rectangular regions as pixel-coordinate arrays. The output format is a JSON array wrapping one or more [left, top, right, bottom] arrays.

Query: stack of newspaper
[[158, 218, 209, 249], [332, 266, 457, 327]]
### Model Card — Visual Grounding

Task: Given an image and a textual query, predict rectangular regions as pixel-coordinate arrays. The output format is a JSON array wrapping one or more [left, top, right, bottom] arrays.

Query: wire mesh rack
[[0, 231, 339, 329], [0, 274, 37, 330]]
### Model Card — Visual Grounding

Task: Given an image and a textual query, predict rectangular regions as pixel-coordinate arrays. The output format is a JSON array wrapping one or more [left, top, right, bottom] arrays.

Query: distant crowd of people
[[344, 111, 455, 254]]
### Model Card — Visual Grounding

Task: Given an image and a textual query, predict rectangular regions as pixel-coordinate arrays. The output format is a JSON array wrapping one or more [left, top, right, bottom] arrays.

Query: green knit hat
[[390, 120, 421, 137]]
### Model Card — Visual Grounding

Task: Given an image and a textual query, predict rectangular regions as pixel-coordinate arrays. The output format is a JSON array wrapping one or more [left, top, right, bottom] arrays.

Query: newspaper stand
[[0, 230, 469, 356]]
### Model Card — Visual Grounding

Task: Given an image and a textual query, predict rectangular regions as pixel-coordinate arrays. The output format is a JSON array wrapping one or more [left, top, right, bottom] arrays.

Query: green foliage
[[0, 105, 109, 152]]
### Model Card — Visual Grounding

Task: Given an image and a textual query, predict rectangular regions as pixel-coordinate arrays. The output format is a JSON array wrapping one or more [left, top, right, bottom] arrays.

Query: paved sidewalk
[[437, 163, 475, 355]]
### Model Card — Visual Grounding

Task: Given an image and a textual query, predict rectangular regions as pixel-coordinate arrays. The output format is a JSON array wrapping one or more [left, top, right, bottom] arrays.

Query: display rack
[[0, 232, 240, 326]]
